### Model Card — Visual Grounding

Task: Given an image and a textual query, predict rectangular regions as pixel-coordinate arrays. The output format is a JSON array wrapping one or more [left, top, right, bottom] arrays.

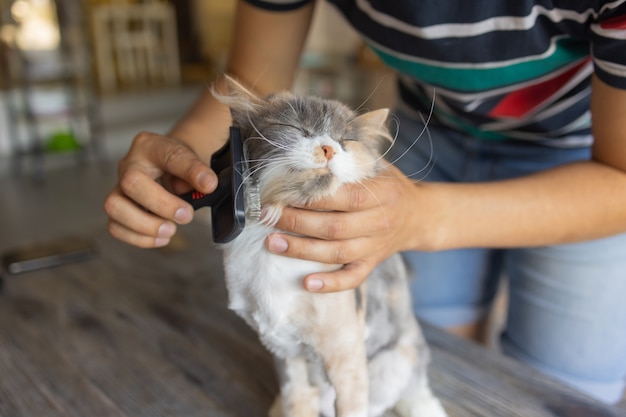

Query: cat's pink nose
[[322, 145, 334, 161]]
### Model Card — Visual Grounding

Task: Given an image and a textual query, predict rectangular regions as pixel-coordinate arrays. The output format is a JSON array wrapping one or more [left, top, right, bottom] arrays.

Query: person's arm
[[267, 74, 626, 292], [169, 1, 315, 161], [104, 0, 315, 248], [419, 75, 626, 249]]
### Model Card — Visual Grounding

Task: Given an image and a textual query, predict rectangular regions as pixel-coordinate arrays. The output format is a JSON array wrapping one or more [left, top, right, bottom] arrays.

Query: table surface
[[0, 163, 624, 417]]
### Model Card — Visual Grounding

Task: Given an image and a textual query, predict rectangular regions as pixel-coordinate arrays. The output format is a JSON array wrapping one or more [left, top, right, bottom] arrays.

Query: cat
[[214, 76, 448, 417]]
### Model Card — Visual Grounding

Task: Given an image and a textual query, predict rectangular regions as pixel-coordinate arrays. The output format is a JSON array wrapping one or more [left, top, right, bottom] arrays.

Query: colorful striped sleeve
[[243, 0, 312, 11], [590, 2, 626, 89]]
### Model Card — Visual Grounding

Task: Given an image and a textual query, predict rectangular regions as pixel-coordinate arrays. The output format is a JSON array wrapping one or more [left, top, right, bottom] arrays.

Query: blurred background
[[0, 0, 396, 179]]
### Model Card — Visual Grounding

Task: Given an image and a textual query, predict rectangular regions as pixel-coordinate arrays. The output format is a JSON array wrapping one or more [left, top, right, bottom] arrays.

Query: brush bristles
[[244, 180, 262, 221]]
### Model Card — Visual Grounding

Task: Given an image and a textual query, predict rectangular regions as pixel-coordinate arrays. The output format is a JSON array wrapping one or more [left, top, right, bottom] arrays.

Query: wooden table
[[0, 164, 624, 417]]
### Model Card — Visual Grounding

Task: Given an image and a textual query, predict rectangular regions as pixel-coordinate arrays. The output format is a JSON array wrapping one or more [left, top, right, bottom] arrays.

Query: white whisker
[[386, 89, 436, 168], [246, 116, 290, 151], [246, 136, 291, 151], [354, 73, 392, 113], [354, 179, 391, 240], [376, 114, 401, 163], [404, 113, 436, 181], [285, 100, 299, 119]]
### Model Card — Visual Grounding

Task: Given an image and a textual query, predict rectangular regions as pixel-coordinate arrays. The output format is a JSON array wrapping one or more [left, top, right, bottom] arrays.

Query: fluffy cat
[[215, 76, 447, 417]]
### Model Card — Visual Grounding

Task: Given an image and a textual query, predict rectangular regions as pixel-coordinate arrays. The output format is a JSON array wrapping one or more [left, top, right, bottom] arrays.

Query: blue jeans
[[389, 109, 626, 404]]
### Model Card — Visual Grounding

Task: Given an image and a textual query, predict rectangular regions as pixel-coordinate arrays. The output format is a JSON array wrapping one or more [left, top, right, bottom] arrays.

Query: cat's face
[[214, 78, 391, 209]]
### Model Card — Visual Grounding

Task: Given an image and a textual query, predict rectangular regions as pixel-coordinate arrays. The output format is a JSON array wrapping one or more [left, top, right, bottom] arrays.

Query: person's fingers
[[302, 260, 374, 293], [129, 132, 217, 192], [114, 133, 220, 224], [266, 233, 370, 265], [303, 182, 379, 211], [104, 186, 179, 239], [298, 163, 403, 212], [161, 174, 196, 195], [108, 219, 172, 248], [116, 167, 194, 224], [106, 132, 228, 249], [266, 231, 375, 292], [273, 206, 388, 241]]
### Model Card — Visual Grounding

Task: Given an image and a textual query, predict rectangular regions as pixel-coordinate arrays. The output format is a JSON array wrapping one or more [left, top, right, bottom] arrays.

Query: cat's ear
[[355, 108, 389, 130], [210, 75, 265, 127], [354, 108, 392, 142]]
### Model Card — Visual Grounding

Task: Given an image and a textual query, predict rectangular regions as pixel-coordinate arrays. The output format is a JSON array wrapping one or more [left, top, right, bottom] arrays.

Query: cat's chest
[[222, 223, 340, 327]]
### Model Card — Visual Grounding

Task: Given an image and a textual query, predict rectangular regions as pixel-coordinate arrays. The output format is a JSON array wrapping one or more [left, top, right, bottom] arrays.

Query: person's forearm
[[168, 1, 315, 162], [167, 84, 233, 162], [418, 160, 626, 251], [227, 1, 314, 95]]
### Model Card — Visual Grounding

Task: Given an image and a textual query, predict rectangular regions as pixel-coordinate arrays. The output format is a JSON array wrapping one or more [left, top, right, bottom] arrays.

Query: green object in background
[[46, 130, 81, 153]]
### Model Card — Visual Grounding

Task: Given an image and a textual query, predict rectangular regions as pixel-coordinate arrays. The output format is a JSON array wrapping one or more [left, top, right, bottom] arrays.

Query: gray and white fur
[[215, 76, 447, 417]]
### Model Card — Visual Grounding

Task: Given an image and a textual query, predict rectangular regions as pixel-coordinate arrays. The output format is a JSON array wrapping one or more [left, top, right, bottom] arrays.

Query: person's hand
[[265, 163, 426, 293], [104, 131, 218, 248]]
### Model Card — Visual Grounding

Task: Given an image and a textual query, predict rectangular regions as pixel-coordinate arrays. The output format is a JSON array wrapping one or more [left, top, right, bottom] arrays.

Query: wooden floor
[[0, 161, 624, 417]]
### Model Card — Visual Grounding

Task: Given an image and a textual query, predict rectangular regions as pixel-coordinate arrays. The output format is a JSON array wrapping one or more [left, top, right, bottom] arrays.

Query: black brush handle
[[178, 167, 232, 210]]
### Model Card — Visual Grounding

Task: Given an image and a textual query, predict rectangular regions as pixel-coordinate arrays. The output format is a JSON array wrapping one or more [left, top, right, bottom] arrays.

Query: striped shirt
[[245, 0, 626, 146]]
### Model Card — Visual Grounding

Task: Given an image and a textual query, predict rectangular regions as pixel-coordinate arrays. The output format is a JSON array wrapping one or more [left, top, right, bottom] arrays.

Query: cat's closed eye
[[273, 122, 312, 137]]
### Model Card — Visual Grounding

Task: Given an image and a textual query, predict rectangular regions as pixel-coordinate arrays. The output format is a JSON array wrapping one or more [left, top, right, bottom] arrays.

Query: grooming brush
[[179, 127, 260, 244]]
